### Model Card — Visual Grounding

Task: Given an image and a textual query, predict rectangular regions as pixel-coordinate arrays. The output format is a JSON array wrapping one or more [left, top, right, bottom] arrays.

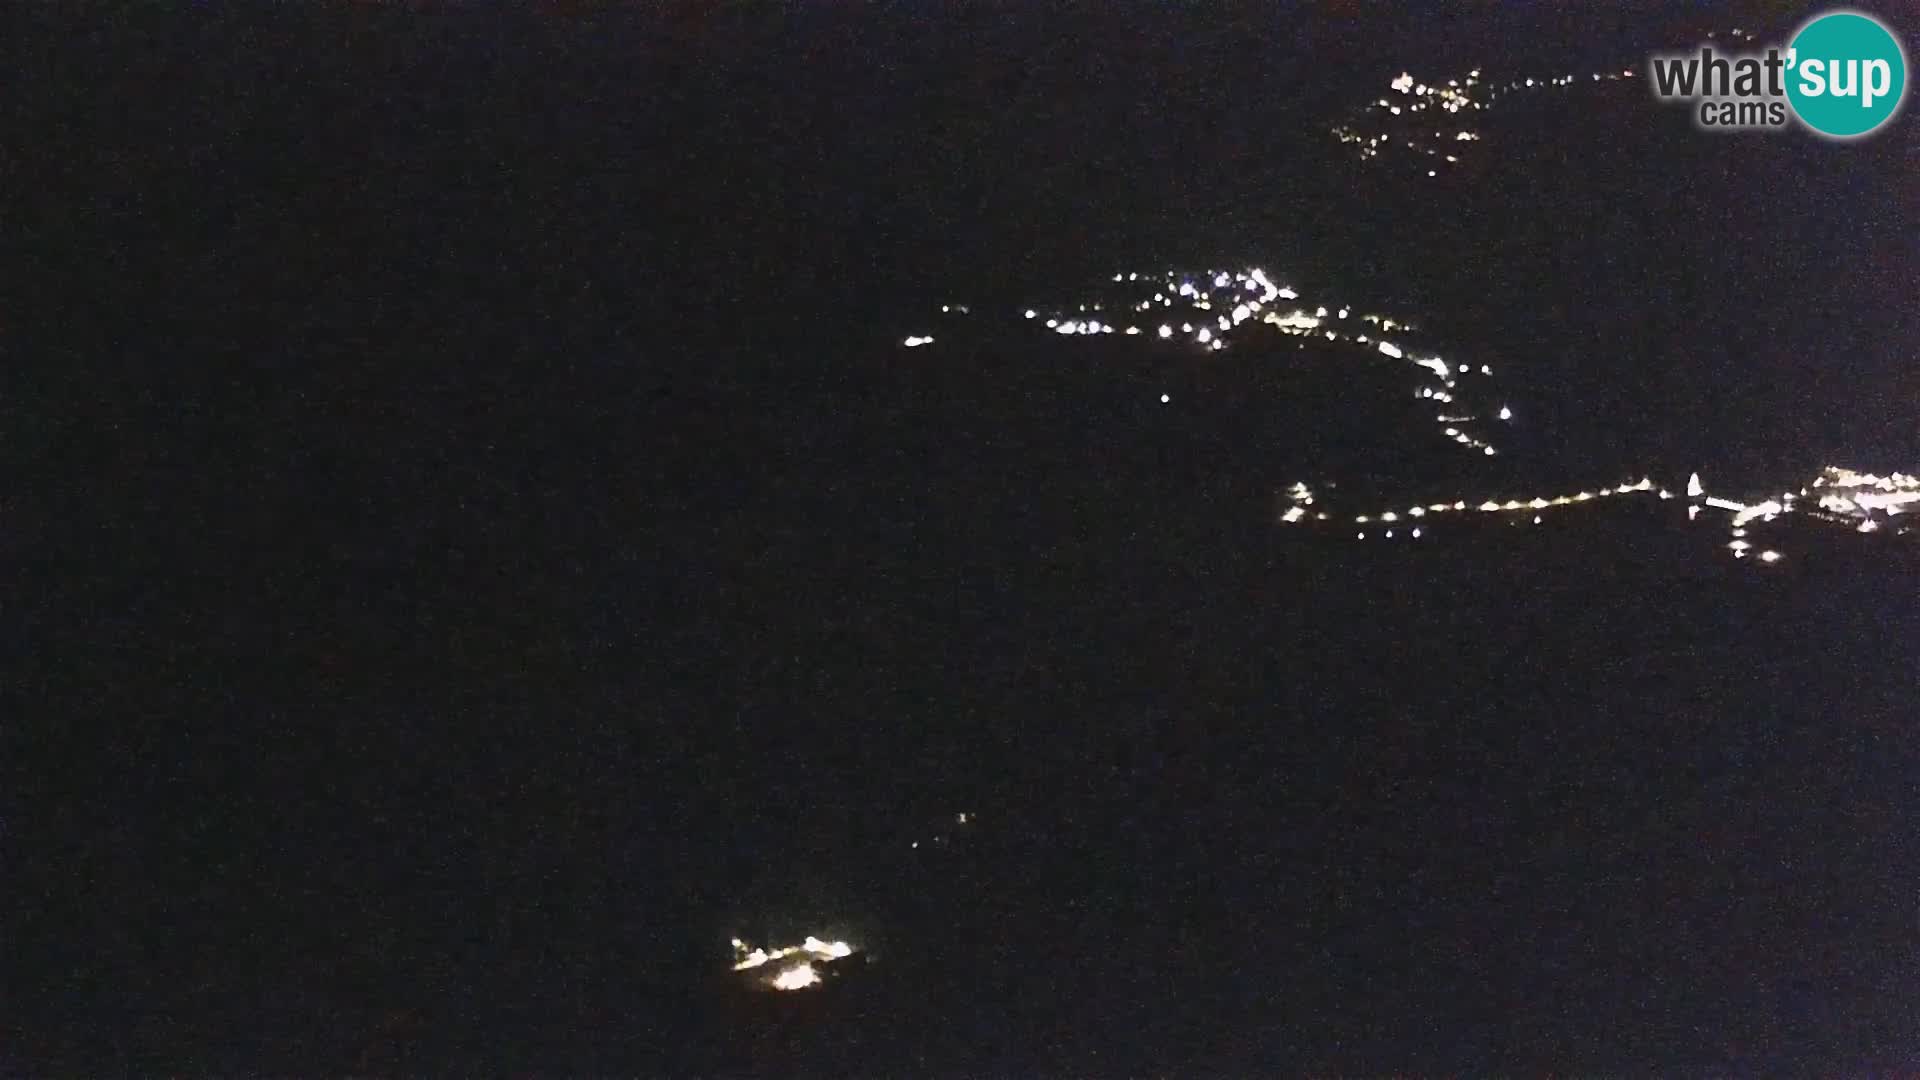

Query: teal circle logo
[[1785, 11, 1907, 138]]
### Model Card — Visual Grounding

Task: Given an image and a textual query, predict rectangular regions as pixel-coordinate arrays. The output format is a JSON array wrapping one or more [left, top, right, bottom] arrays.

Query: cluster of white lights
[[1332, 63, 1641, 169], [980, 267, 1503, 458], [1684, 466, 1917, 564], [731, 935, 856, 991]]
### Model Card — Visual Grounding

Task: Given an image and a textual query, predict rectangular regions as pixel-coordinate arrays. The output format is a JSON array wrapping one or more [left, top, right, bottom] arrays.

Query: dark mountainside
[[10, 4, 1918, 1073]]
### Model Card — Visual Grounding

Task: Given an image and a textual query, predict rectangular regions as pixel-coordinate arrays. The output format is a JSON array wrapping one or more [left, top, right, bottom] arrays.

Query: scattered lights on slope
[[1330, 62, 1643, 170], [934, 266, 1507, 464]]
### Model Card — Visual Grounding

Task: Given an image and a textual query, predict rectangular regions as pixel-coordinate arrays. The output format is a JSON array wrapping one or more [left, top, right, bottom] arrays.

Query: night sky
[[10, 2, 1919, 1073]]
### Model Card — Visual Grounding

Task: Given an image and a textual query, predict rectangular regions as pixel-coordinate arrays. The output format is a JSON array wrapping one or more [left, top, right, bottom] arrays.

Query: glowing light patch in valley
[[771, 964, 819, 991]]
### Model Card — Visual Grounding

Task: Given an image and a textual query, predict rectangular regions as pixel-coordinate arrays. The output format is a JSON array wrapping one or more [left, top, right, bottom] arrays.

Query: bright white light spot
[[1377, 341, 1404, 359], [1759, 550, 1782, 563], [1687, 472, 1704, 498], [804, 936, 852, 959], [1025, 309, 1037, 319], [771, 964, 819, 991], [903, 336, 935, 347], [1499, 405, 1512, 421], [1411, 528, 1421, 538], [1158, 325, 1173, 339], [1197, 328, 1211, 343], [1160, 393, 1170, 404]]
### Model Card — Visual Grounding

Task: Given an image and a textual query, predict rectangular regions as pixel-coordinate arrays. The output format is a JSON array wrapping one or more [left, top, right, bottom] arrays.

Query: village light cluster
[[1674, 466, 1917, 563], [947, 266, 1505, 465], [1330, 62, 1643, 170]]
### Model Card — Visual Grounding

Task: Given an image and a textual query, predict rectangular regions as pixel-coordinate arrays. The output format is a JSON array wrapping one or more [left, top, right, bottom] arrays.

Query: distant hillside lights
[[958, 265, 1508, 466], [1334, 64, 1633, 166]]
